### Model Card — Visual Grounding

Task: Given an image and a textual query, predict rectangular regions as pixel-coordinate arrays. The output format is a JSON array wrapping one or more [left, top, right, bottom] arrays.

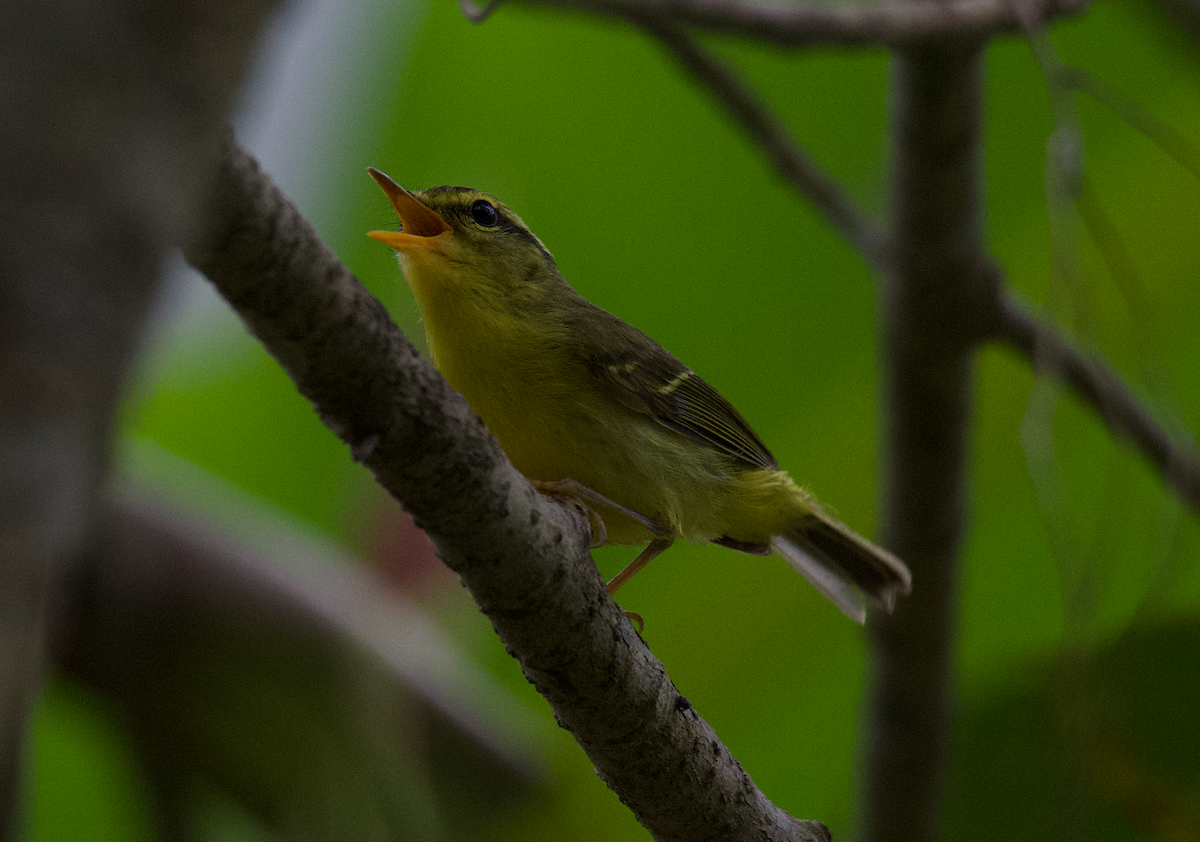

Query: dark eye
[[470, 199, 499, 228]]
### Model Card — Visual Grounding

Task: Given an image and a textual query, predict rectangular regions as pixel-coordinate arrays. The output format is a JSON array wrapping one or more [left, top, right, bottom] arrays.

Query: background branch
[[467, 0, 1093, 47], [993, 293, 1200, 513], [185, 138, 829, 842], [0, 0, 276, 832], [861, 42, 987, 842], [627, 15, 886, 263]]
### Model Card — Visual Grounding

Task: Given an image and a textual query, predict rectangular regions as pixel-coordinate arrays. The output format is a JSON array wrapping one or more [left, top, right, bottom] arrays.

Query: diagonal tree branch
[[626, 14, 887, 264], [992, 292, 1200, 513], [464, 0, 1093, 47], [185, 137, 830, 842]]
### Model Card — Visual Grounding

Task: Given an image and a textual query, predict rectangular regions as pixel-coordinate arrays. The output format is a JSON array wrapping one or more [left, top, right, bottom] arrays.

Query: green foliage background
[[25, 0, 1200, 839]]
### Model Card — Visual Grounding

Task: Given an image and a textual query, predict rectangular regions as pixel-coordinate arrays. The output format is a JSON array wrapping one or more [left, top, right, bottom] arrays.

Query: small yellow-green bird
[[367, 168, 910, 622]]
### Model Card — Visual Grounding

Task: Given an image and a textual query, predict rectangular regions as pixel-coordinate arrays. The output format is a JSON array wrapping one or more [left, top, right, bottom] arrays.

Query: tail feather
[[771, 511, 911, 623]]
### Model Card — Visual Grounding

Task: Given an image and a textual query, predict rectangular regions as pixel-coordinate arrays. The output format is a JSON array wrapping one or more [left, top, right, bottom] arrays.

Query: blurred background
[[23, 0, 1200, 839]]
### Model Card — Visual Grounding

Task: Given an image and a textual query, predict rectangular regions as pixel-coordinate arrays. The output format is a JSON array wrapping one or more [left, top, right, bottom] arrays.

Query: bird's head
[[367, 168, 559, 307]]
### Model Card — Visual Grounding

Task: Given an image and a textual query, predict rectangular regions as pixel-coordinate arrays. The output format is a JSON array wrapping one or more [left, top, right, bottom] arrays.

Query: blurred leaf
[[945, 617, 1200, 841], [27, 679, 157, 842]]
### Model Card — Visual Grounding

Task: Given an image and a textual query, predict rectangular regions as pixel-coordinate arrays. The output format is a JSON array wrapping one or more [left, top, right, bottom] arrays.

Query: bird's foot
[[532, 479, 609, 547]]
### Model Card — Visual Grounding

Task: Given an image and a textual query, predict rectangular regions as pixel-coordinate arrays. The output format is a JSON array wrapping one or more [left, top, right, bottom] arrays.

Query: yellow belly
[[439, 341, 817, 547]]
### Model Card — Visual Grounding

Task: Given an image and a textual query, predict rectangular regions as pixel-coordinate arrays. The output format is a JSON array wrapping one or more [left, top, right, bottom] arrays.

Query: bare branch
[[185, 137, 830, 842], [993, 293, 1200, 513], [466, 0, 1093, 47], [861, 42, 989, 842], [627, 14, 887, 264]]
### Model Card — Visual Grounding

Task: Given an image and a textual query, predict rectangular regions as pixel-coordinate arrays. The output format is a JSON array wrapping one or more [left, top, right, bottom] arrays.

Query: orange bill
[[366, 168, 451, 250]]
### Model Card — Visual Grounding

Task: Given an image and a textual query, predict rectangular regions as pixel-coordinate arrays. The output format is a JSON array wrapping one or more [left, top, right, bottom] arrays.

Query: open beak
[[366, 168, 451, 252]]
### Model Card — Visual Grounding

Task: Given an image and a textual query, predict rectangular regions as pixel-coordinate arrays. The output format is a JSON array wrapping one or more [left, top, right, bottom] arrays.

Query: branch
[[184, 137, 829, 842], [464, 0, 1093, 47], [628, 14, 886, 264], [861, 42, 989, 842], [992, 293, 1200, 513]]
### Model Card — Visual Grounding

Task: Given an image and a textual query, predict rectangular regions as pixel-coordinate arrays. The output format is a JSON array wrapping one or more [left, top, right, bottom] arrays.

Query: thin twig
[[466, 0, 1094, 47], [1056, 65, 1200, 182], [1011, 10, 1200, 514], [186, 137, 830, 842], [993, 293, 1200, 513], [627, 13, 887, 265]]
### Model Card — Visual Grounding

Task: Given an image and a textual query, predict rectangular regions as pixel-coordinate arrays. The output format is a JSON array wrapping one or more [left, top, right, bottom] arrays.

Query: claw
[[532, 479, 610, 547], [584, 506, 607, 548]]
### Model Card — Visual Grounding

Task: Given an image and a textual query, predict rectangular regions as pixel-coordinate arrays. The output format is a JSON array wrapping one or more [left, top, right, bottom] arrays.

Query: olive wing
[[572, 309, 778, 471]]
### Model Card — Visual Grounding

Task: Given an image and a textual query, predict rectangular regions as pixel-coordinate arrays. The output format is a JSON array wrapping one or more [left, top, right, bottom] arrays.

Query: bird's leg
[[604, 537, 674, 595], [531, 479, 674, 597]]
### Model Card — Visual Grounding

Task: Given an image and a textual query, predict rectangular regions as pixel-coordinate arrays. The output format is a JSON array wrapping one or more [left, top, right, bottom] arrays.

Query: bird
[[366, 168, 910, 622]]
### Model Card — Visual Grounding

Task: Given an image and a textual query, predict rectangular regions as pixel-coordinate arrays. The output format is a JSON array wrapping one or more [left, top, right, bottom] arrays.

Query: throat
[[414, 280, 549, 415], [402, 262, 576, 483]]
